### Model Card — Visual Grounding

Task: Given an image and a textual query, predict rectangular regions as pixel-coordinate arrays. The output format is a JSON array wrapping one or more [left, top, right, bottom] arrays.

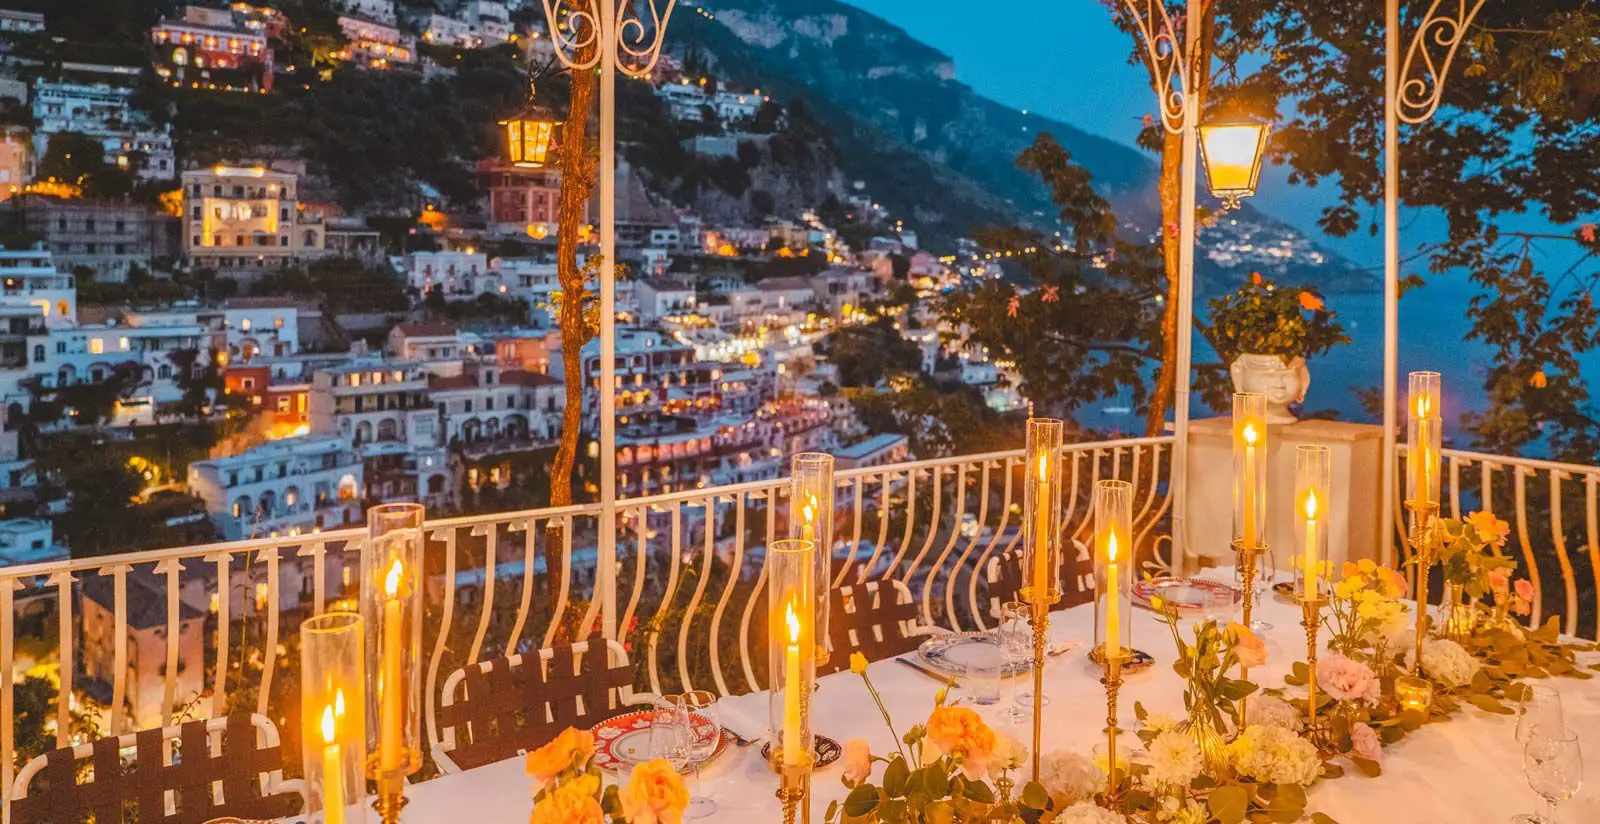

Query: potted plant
[[1205, 273, 1350, 423]]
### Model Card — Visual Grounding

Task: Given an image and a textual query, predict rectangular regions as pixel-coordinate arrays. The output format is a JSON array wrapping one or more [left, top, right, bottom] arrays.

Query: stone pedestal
[[1183, 417, 1384, 572]]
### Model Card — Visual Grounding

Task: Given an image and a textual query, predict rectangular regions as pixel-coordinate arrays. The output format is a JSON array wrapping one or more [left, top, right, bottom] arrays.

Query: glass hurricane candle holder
[[363, 503, 425, 785], [1092, 480, 1134, 662], [1293, 445, 1332, 601], [1021, 418, 1064, 609], [1406, 371, 1442, 511], [790, 453, 834, 665], [1232, 393, 1268, 550], [302, 612, 367, 824], [766, 538, 817, 770], [1395, 675, 1434, 719]]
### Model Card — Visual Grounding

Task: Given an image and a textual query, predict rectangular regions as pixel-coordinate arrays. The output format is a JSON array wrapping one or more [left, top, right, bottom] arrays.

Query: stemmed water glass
[[680, 691, 720, 819], [649, 702, 699, 812], [1514, 684, 1565, 745], [998, 600, 1037, 723], [1514, 725, 1583, 824], [1236, 551, 1276, 631]]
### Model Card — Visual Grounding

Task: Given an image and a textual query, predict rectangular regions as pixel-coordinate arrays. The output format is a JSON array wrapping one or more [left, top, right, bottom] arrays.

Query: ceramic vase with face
[[1229, 354, 1308, 424]]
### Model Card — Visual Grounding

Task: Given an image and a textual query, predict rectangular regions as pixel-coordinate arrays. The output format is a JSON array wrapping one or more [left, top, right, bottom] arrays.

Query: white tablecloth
[[397, 573, 1600, 823]]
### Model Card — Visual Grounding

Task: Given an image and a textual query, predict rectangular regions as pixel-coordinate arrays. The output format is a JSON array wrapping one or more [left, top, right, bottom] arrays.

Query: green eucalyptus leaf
[[1209, 785, 1250, 824], [1020, 781, 1050, 809]]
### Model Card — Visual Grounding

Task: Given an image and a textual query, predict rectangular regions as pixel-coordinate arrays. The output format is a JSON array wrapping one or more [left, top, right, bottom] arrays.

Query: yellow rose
[[924, 706, 997, 780], [620, 758, 690, 824], [850, 651, 869, 675], [1465, 511, 1511, 547], [529, 779, 604, 824], [525, 727, 597, 785]]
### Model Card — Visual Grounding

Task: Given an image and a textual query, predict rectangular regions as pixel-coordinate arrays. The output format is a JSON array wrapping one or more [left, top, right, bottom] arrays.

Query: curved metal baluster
[[709, 491, 747, 697], [906, 465, 952, 623], [882, 468, 919, 581], [1512, 465, 1543, 626], [51, 568, 76, 739], [678, 498, 718, 692], [506, 517, 538, 654], [857, 470, 892, 579], [1060, 448, 1083, 536], [1, 573, 18, 808], [208, 551, 232, 719], [968, 456, 1017, 631], [945, 461, 991, 631], [257, 547, 282, 718], [837, 475, 865, 585], [465, 522, 497, 667], [1448, 455, 1464, 518], [1392, 449, 1414, 591], [1482, 462, 1499, 515], [614, 506, 648, 646], [1068, 449, 1105, 545], [1135, 445, 1175, 574], [1549, 471, 1578, 638], [424, 526, 457, 755], [738, 495, 777, 691], [297, 540, 327, 616], [648, 505, 684, 696]]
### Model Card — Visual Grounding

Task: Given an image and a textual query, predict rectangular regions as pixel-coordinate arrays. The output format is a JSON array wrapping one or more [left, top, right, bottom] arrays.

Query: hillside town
[[0, 0, 1036, 570]]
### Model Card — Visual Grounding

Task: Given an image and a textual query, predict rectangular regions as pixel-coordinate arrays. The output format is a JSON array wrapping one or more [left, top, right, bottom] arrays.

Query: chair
[[432, 637, 654, 774], [10, 714, 304, 824], [819, 579, 943, 675], [985, 538, 1095, 619]]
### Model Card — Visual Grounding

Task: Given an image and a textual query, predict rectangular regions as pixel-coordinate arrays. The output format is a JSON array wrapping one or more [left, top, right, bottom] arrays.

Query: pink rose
[[841, 739, 872, 784], [1488, 568, 1510, 594], [1226, 622, 1268, 668], [1318, 653, 1381, 703], [1515, 579, 1534, 601], [1351, 722, 1383, 763]]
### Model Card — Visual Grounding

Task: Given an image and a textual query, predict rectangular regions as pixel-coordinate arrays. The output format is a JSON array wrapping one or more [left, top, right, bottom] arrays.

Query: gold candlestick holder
[[1232, 538, 1269, 717], [372, 773, 406, 824], [1299, 596, 1329, 752], [1406, 500, 1440, 675], [775, 754, 814, 824], [1023, 586, 1059, 783], [1099, 651, 1126, 806]]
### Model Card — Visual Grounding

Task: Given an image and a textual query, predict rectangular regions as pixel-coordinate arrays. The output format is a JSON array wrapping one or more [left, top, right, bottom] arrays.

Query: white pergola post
[[1171, 0, 1200, 568]]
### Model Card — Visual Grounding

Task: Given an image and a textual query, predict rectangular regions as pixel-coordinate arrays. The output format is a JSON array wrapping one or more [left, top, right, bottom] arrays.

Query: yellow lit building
[[181, 164, 325, 271]]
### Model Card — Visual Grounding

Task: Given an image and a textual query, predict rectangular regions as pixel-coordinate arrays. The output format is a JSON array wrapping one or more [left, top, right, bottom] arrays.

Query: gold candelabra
[[1232, 538, 1268, 717], [1024, 587, 1059, 783], [1299, 596, 1328, 752], [372, 773, 406, 824], [1100, 652, 1126, 805], [775, 755, 813, 824], [1406, 500, 1440, 674]]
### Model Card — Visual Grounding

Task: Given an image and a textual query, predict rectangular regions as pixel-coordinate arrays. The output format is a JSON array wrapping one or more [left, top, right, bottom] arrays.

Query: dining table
[[385, 570, 1600, 823]]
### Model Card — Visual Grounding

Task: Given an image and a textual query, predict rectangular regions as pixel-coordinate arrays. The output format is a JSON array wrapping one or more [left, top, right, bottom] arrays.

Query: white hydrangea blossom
[[1244, 694, 1304, 732], [1056, 801, 1130, 824], [1039, 750, 1102, 805], [1228, 724, 1320, 786], [1414, 637, 1482, 688]]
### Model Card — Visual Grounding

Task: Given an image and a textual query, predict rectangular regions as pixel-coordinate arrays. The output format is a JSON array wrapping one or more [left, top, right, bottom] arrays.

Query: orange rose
[[525, 727, 596, 786], [1466, 511, 1511, 548], [620, 758, 690, 824], [1226, 622, 1268, 668], [1298, 291, 1325, 311], [924, 706, 997, 780], [529, 779, 604, 824]]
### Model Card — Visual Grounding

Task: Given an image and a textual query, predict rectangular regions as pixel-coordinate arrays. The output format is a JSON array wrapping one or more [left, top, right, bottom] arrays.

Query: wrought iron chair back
[[818, 579, 938, 675]]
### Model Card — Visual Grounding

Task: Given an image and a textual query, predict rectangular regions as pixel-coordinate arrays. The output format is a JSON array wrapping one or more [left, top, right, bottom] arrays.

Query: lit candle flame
[[803, 494, 816, 525], [1414, 393, 1433, 418], [784, 599, 800, 644], [334, 688, 345, 717], [384, 558, 403, 597], [1242, 422, 1258, 446], [1037, 452, 1049, 482], [1107, 531, 1120, 562], [321, 704, 337, 743], [1304, 488, 1319, 520]]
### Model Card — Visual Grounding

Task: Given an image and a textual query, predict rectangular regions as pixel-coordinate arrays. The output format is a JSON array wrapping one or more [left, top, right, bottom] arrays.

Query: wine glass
[[1514, 725, 1583, 824], [648, 702, 691, 774], [681, 691, 720, 819], [1236, 551, 1275, 631], [996, 601, 1032, 725], [1515, 684, 1565, 745]]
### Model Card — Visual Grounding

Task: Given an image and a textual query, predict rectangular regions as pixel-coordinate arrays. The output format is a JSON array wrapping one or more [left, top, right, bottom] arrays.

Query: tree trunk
[[547, 34, 598, 581]]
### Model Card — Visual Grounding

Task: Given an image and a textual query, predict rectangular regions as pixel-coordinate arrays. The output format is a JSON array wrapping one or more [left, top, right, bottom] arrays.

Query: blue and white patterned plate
[[917, 633, 1029, 678]]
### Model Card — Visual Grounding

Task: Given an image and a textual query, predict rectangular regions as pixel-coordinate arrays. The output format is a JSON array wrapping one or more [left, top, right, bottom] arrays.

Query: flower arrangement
[[1202, 273, 1350, 364], [830, 652, 1029, 823], [1149, 596, 1262, 735], [525, 727, 690, 824], [1432, 511, 1515, 598], [1321, 559, 1409, 660]]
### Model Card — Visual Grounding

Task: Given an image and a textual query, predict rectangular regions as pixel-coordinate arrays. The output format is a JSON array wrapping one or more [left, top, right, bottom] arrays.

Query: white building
[[491, 257, 561, 306], [0, 245, 76, 328], [0, 518, 62, 566], [430, 365, 563, 449], [404, 250, 493, 298], [27, 312, 207, 414], [205, 299, 301, 361], [0, 9, 44, 33], [755, 276, 816, 312], [81, 569, 206, 730], [31, 77, 174, 182], [308, 360, 441, 450], [338, 16, 416, 67], [182, 164, 326, 270], [332, 0, 397, 25], [835, 433, 910, 469], [187, 434, 364, 540], [635, 277, 697, 321]]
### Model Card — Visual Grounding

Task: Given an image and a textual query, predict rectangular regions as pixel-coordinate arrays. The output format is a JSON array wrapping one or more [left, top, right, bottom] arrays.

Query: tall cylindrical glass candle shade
[[790, 453, 834, 665], [1406, 371, 1442, 512], [767, 539, 817, 768], [1293, 445, 1332, 601], [1093, 480, 1134, 662], [1232, 393, 1268, 550], [363, 503, 424, 785], [1022, 418, 1064, 610], [302, 611, 367, 824]]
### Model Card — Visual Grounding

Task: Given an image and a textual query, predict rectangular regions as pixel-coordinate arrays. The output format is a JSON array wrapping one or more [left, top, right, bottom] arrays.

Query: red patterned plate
[[1132, 577, 1242, 616], [589, 709, 731, 773]]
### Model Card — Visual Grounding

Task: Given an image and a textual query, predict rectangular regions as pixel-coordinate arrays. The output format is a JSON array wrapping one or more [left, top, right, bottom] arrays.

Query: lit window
[[274, 316, 284, 329], [88, 338, 104, 354], [118, 336, 129, 350], [241, 318, 252, 331]]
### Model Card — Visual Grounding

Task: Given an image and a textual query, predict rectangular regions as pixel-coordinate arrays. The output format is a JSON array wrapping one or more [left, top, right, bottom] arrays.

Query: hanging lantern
[[1198, 115, 1271, 207], [500, 85, 561, 169]]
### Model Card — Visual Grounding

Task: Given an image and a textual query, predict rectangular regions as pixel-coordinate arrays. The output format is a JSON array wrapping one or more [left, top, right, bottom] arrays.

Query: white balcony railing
[[0, 436, 1175, 805]]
